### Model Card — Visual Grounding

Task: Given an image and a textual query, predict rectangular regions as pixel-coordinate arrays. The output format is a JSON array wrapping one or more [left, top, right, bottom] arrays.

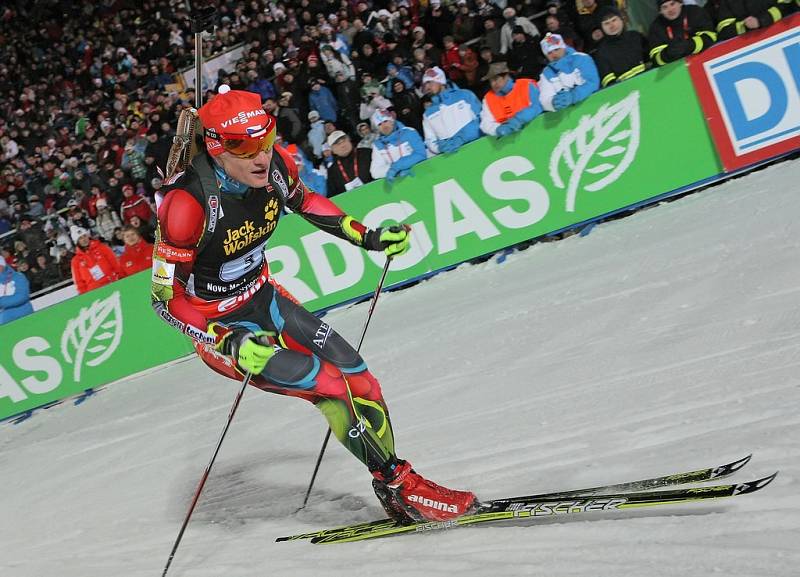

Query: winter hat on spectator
[[197, 85, 276, 157], [371, 109, 394, 130], [540, 33, 567, 54], [308, 110, 321, 122], [327, 130, 348, 146], [481, 61, 512, 80], [273, 62, 287, 74], [67, 199, 79, 208], [122, 183, 134, 193], [422, 66, 447, 86], [597, 5, 623, 21], [70, 226, 89, 243]]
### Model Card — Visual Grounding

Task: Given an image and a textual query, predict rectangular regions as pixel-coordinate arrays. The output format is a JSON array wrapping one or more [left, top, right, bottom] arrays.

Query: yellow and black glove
[[343, 217, 412, 258], [211, 324, 276, 375]]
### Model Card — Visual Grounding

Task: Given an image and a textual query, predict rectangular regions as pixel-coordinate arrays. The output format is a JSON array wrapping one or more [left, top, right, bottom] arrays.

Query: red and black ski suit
[[151, 147, 397, 473]]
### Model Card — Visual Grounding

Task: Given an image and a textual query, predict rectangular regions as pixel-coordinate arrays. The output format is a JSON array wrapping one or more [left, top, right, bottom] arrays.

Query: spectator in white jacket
[[421, 67, 483, 155], [320, 44, 356, 81], [307, 110, 327, 160], [369, 109, 427, 183]]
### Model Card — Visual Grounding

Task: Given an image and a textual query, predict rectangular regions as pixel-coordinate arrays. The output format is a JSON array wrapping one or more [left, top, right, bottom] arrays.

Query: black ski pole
[[297, 256, 394, 511], [161, 371, 252, 577]]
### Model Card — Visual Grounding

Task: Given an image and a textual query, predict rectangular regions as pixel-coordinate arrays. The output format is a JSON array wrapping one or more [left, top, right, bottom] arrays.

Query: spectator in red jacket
[[440, 36, 464, 83], [117, 225, 153, 278], [86, 185, 111, 219], [69, 226, 121, 294], [119, 183, 154, 225]]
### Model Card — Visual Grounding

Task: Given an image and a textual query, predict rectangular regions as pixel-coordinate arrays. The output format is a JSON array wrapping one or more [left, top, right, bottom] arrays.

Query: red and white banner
[[687, 15, 800, 171]]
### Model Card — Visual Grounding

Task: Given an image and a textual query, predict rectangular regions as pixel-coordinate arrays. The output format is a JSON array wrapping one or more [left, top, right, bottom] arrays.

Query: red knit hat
[[197, 85, 276, 157]]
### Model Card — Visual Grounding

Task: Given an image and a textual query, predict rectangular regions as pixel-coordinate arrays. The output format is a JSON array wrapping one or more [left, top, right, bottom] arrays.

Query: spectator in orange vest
[[479, 62, 543, 137], [119, 183, 154, 225], [118, 225, 153, 278], [69, 226, 121, 294]]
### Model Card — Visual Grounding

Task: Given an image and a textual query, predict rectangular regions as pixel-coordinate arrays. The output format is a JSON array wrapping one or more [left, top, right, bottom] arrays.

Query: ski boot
[[372, 460, 477, 524]]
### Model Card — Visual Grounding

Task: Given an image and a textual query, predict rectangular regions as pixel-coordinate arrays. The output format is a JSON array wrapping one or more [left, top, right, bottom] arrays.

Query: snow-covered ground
[[3, 159, 800, 577]]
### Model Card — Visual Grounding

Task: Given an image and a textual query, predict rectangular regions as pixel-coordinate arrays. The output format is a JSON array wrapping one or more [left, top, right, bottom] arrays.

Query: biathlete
[[150, 85, 475, 523]]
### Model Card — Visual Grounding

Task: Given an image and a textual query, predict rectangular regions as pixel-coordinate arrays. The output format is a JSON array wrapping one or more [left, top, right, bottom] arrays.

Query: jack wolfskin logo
[[407, 494, 459, 513], [264, 197, 279, 221], [550, 90, 641, 212], [60, 292, 124, 382]]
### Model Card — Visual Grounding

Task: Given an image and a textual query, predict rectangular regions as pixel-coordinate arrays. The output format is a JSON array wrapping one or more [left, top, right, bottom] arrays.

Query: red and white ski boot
[[372, 460, 477, 524]]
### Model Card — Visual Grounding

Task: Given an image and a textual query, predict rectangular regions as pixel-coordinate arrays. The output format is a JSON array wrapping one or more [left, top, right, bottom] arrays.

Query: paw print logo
[[264, 198, 279, 221]]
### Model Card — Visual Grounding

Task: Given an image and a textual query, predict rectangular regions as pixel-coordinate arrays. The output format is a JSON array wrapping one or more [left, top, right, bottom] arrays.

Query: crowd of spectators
[[0, 0, 796, 309]]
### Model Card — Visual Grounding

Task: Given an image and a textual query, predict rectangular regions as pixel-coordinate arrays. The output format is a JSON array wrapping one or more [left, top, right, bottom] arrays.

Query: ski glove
[[342, 217, 411, 257], [553, 91, 574, 111], [211, 324, 276, 375], [365, 224, 412, 257]]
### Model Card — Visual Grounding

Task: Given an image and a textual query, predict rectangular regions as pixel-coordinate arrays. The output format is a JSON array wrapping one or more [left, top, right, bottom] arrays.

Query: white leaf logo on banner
[[550, 90, 641, 212], [61, 291, 124, 382]]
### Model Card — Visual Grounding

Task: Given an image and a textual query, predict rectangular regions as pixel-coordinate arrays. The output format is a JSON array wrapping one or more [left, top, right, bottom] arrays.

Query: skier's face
[[218, 147, 274, 188]]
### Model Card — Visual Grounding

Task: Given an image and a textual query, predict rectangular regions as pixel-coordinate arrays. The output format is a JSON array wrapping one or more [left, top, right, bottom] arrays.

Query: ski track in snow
[[2, 159, 800, 577]]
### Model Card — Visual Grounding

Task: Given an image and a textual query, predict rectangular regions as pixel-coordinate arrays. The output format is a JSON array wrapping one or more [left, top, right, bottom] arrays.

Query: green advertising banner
[[0, 273, 195, 420], [267, 62, 722, 311], [0, 61, 723, 421]]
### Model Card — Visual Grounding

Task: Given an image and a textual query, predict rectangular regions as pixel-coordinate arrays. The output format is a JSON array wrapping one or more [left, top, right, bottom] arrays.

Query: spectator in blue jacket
[[369, 109, 427, 184], [308, 77, 339, 123], [384, 63, 416, 98], [0, 255, 34, 325], [245, 70, 277, 102], [421, 66, 483, 156], [538, 33, 600, 113]]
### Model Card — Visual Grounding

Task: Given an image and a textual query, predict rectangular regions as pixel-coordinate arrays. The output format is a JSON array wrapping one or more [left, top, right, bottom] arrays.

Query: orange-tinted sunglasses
[[207, 129, 276, 159]]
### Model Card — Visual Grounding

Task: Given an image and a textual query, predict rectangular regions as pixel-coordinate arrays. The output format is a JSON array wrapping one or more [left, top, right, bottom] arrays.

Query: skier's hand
[[211, 324, 276, 375], [365, 224, 412, 257]]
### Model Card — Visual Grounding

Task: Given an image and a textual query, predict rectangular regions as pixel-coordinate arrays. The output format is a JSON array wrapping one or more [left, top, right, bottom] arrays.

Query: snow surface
[[3, 159, 800, 577]]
